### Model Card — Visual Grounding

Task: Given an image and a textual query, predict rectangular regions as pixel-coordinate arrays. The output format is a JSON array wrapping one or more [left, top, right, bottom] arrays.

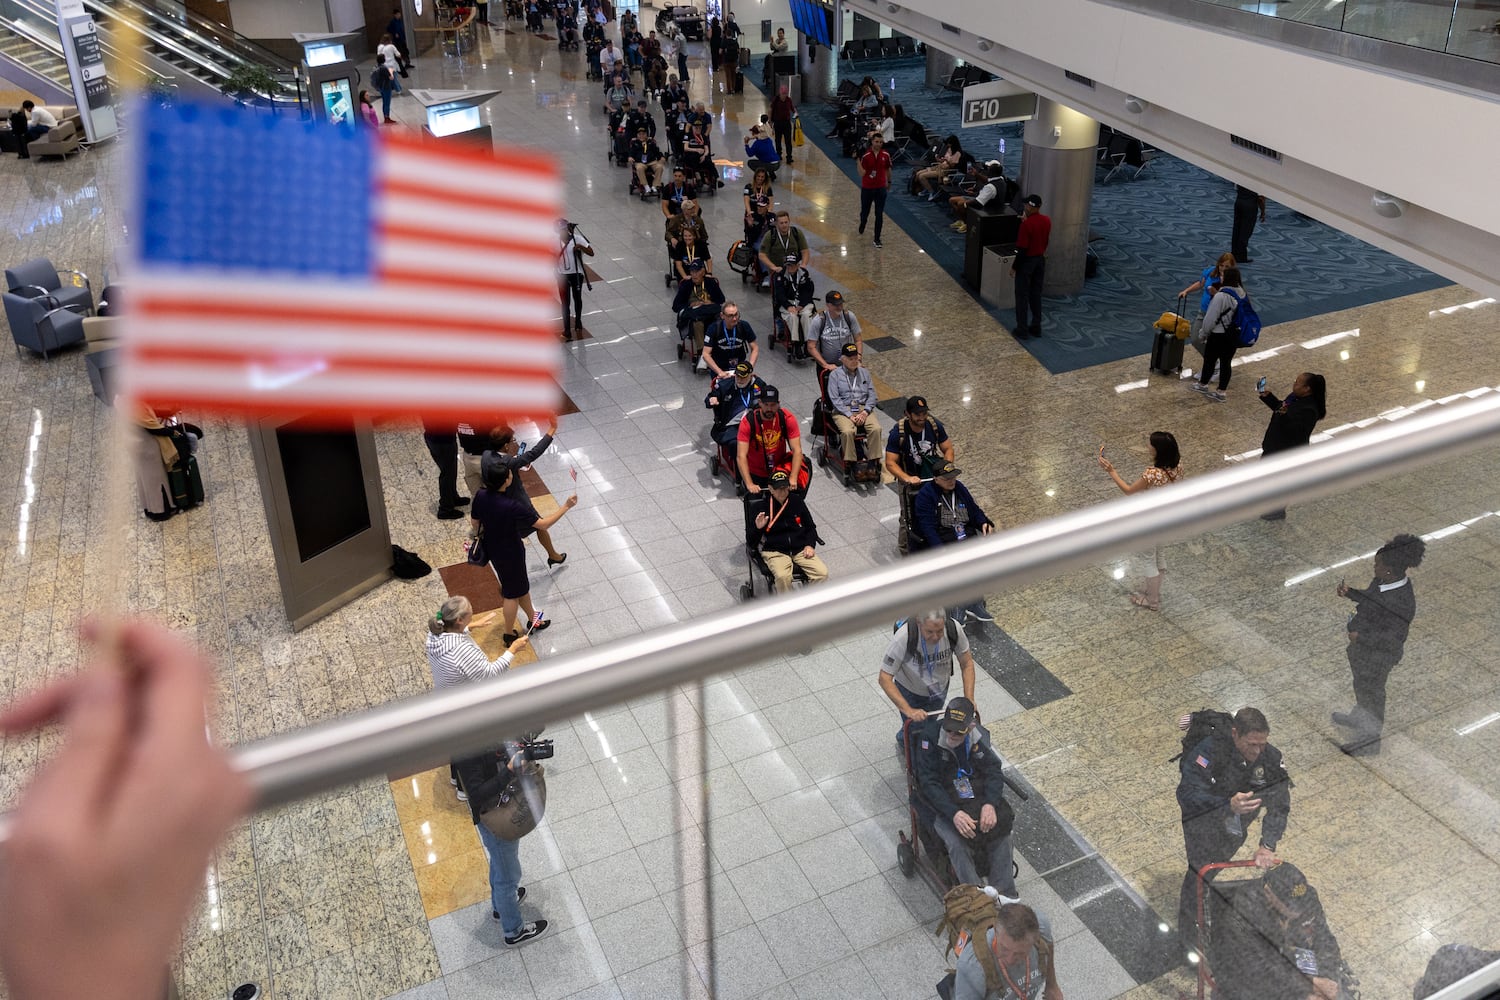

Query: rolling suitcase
[[1150, 293, 1189, 375]]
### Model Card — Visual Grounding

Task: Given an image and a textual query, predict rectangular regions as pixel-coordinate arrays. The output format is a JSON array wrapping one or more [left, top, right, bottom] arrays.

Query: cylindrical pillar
[[925, 46, 957, 90], [1019, 98, 1098, 295]]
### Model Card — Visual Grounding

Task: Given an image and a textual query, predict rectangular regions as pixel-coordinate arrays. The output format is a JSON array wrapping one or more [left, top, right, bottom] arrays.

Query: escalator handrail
[[86, 0, 293, 73], [0, 9, 169, 87]]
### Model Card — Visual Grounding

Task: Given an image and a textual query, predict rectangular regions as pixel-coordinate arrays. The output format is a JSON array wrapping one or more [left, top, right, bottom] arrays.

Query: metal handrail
[[100, 0, 293, 72], [209, 391, 1500, 810], [5, 392, 1500, 853]]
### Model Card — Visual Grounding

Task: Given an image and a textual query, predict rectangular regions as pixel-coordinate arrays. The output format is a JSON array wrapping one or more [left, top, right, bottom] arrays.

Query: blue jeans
[[380, 88, 393, 119], [475, 821, 524, 935]]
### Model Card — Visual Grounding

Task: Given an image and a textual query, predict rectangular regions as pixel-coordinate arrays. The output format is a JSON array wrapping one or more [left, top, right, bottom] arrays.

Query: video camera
[[515, 737, 554, 762]]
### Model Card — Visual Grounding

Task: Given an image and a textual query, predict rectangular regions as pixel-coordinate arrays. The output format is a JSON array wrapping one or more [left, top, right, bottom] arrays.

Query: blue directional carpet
[[770, 57, 1451, 374]]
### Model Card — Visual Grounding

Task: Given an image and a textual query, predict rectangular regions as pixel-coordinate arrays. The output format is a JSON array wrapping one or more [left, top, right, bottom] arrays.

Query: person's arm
[[958, 649, 976, 703], [1256, 753, 1292, 854], [1099, 456, 1149, 495], [0, 620, 253, 1000], [518, 430, 555, 466], [702, 340, 724, 377], [1041, 935, 1063, 1000], [736, 428, 756, 491], [1257, 195, 1267, 222], [532, 493, 579, 531], [884, 449, 911, 485], [1258, 389, 1282, 411], [1181, 278, 1205, 299], [806, 318, 830, 369], [878, 669, 919, 718], [786, 418, 803, 481]]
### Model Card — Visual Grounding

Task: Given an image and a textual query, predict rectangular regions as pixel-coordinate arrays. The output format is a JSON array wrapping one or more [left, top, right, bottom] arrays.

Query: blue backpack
[[1222, 289, 1261, 347]]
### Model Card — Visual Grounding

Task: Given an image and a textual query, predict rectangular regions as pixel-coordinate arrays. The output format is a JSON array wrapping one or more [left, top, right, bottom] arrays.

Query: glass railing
[[1, 391, 1486, 999], [1197, 0, 1500, 65]]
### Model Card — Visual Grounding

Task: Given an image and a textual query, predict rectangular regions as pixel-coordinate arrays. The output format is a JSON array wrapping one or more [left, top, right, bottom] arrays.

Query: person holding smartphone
[[1098, 431, 1183, 611], [1255, 372, 1327, 520]]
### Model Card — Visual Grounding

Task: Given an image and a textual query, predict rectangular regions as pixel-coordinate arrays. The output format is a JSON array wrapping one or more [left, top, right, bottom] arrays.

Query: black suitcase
[[168, 455, 205, 510], [1151, 329, 1184, 375], [734, 71, 744, 94]]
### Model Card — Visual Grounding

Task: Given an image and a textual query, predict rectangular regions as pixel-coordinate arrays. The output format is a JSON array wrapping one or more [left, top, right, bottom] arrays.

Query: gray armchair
[[5, 257, 92, 314], [3, 290, 87, 359]]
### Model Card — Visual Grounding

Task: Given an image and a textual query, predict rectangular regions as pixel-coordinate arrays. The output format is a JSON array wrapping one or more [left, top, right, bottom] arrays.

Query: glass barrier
[[1196, 0, 1500, 65], [161, 434, 1500, 1000]]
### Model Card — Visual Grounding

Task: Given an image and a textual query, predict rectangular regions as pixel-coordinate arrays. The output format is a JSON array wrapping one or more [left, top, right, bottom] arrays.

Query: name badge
[[1294, 948, 1318, 976], [953, 775, 974, 799]]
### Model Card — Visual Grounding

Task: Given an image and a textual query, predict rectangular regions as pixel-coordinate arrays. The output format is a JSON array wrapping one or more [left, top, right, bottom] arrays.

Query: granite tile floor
[[3, 8, 1500, 1000]]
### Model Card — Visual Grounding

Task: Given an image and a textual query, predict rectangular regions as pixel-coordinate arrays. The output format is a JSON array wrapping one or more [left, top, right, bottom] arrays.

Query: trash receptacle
[[980, 246, 1016, 310]]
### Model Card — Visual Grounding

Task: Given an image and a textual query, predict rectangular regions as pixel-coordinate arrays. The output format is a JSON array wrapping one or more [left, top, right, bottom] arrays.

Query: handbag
[[466, 528, 487, 566], [792, 116, 804, 147], [480, 762, 547, 840]]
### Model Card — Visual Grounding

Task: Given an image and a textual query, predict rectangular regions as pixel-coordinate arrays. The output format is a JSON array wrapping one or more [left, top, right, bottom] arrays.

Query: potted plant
[[220, 63, 282, 107]]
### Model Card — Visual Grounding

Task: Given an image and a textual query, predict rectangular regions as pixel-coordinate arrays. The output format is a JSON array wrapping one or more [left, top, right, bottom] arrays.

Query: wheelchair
[[738, 489, 821, 599], [895, 715, 1026, 895], [605, 113, 632, 167], [674, 310, 712, 369], [813, 382, 882, 488], [677, 148, 720, 196]]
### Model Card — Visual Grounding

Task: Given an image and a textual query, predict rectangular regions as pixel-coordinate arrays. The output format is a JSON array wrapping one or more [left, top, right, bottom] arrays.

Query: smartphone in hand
[[1256, 376, 1268, 393]]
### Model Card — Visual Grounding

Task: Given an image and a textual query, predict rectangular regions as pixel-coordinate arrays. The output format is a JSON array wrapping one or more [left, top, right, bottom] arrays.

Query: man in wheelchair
[[914, 697, 1018, 896], [825, 343, 882, 473], [1209, 863, 1350, 1000], [672, 260, 725, 360], [745, 470, 828, 592], [706, 360, 766, 446]]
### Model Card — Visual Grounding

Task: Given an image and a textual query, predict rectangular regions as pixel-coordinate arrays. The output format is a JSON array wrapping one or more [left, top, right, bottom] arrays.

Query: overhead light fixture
[[1372, 191, 1406, 219], [977, 39, 992, 51], [1123, 95, 1146, 114]]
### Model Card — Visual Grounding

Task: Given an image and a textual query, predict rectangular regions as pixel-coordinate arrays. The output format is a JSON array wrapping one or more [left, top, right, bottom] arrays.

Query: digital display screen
[[305, 42, 346, 66], [428, 103, 481, 136], [320, 78, 353, 127], [275, 423, 372, 562]]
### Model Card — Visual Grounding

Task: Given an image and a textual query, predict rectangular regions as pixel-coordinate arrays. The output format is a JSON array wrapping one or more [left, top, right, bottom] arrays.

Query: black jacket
[[1345, 576, 1415, 661], [1176, 735, 1291, 850], [914, 717, 1007, 820], [672, 275, 725, 315], [747, 491, 819, 554], [705, 373, 767, 430], [453, 742, 522, 826], [1260, 392, 1323, 455], [1214, 885, 1342, 1000]]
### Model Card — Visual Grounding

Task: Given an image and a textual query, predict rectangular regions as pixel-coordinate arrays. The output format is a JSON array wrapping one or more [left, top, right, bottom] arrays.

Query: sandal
[[1129, 593, 1160, 612]]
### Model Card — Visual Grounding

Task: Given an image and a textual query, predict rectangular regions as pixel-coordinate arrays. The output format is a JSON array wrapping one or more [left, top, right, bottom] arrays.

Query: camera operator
[[557, 219, 595, 340], [454, 739, 551, 945]]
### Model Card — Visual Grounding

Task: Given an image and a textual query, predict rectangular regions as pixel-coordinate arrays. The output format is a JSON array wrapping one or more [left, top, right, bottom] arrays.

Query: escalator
[[0, 0, 298, 108]]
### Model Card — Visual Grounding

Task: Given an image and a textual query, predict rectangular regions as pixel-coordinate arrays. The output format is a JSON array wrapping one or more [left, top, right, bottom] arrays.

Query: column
[[1019, 97, 1097, 295], [924, 46, 957, 90], [797, 0, 838, 102]]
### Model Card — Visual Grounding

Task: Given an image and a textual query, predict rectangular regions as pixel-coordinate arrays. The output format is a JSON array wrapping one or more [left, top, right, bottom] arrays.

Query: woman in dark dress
[[470, 465, 578, 641], [1256, 371, 1326, 520]]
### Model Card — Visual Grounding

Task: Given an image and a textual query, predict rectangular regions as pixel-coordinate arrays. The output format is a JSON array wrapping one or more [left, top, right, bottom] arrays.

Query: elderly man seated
[[746, 470, 827, 592], [706, 361, 767, 446], [914, 696, 1017, 895], [824, 343, 880, 465], [671, 260, 725, 359]]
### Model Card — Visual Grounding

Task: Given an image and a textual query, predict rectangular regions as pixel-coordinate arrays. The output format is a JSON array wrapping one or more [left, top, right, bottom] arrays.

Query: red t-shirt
[[1017, 212, 1051, 258], [737, 407, 801, 476], [860, 149, 892, 190]]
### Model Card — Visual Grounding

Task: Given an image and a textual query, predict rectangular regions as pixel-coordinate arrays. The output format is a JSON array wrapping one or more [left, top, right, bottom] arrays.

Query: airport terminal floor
[[4, 12, 1500, 1000]]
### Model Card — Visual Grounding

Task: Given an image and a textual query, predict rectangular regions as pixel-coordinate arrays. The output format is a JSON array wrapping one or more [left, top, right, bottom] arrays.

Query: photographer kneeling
[[454, 737, 554, 946]]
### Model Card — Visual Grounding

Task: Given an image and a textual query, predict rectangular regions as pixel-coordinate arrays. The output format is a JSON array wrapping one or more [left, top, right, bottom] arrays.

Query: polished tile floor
[[3, 9, 1500, 1000]]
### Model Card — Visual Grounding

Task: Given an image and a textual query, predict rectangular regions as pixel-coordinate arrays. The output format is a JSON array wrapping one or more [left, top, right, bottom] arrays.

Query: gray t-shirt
[[954, 911, 1054, 1000], [881, 619, 969, 698], [810, 308, 861, 362]]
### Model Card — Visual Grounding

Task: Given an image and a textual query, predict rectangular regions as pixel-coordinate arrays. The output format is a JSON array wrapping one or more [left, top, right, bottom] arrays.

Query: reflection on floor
[[3, 7, 1500, 1000]]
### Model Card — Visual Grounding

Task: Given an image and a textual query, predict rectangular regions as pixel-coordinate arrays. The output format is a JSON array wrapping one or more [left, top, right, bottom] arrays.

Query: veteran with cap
[[746, 470, 827, 592], [705, 361, 767, 446], [825, 342, 881, 463], [914, 696, 1017, 894], [1211, 862, 1346, 1000], [807, 289, 863, 374], [912, 461, 996, 622]]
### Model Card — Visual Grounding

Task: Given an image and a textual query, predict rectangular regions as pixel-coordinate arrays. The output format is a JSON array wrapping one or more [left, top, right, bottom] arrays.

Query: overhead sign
[[57, 13, 116, 143], [961, 79, 1038, 128]]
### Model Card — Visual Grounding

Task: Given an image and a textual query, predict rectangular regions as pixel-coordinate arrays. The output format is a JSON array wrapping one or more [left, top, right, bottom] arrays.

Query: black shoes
[[505, 919, 548, 945], [1260, 510, 1287, 521], [454, 496, 471, 507], [437, 508, 465, 520], [858, 221, 866, 235], [547, 553, 568, 567]]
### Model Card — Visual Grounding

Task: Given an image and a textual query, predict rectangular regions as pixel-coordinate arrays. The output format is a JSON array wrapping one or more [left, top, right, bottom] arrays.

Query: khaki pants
[[462, 452, 484, 497], [633, 159, 665, 187], [832, 412, 881, 462], [762, 549, 828, 592], [782, 303, 815, 344]]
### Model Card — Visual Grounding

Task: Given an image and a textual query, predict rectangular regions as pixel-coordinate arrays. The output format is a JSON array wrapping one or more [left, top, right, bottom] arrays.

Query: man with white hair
[[879, 609, 976, 747]]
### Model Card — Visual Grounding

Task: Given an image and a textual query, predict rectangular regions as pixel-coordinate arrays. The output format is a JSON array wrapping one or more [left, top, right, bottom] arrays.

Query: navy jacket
[[913, 480, 992, 548]]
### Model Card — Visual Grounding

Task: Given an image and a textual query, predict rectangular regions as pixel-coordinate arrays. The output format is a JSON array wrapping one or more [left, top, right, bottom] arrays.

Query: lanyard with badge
[[952, 734, 974, 799], [991, 942, 1033, 1000], [917, 635, 944, 696], [943, 493, 967, 540]]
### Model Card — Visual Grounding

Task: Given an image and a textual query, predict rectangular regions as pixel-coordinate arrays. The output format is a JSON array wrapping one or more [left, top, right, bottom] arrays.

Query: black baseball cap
[[942, 697, 977, 733], [905, 395, 929, 413], [934, 460, 960, 478], [840, 343, 859, 358], [769, 470, 790, 488], [760, 385, 780, 402], [734, 361, 754, 376], [1263, 862, 1316, 911], [1024, 194, 1042, 207], [825, 290, 845, 305], [784, 253, 800, 265]]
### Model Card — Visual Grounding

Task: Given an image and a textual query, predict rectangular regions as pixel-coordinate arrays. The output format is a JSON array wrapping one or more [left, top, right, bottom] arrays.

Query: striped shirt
[[426, 630, 513, 688]]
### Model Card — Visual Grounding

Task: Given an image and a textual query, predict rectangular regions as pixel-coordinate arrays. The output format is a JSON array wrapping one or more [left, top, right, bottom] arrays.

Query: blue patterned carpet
[[770, 59, 1450, 374]]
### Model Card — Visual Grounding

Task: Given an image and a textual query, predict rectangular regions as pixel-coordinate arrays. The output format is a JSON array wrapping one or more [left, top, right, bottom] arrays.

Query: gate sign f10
[[961, 79, 1038, 128]]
